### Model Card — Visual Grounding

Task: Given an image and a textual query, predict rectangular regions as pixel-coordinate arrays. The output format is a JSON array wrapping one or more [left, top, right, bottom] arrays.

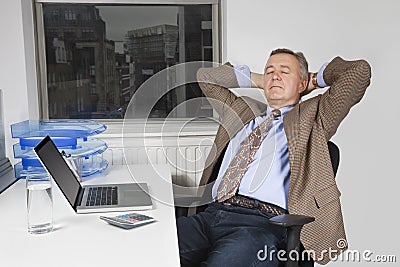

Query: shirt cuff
[[317, 62, 328, 88], [233, 65, 251, 87]]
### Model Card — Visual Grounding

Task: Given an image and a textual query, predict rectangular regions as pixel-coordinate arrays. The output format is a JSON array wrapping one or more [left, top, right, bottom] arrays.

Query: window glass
[[41, 4, 216, 119]]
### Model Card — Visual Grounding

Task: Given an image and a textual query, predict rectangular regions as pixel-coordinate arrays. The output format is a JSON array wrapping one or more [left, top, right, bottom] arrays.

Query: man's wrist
[[312, 72, 320, 88], [316, 63, 328, 88], [233, 65, 251, 87]]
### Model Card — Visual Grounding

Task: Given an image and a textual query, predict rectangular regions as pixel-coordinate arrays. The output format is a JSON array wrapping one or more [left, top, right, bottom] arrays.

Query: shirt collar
[[266, 104, 295, 118]]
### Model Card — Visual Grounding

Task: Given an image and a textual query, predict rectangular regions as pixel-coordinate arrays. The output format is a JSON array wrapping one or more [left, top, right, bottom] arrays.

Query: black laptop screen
[[34, 136, 81, 208]]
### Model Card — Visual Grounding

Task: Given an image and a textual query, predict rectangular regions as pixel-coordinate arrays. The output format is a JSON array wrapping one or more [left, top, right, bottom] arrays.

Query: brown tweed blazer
[[196, 57, 371, 265]]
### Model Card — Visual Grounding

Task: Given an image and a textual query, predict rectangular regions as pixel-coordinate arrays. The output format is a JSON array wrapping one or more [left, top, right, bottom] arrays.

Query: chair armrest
[[269, 214, 315, 227], [269, 214, 315, 267]]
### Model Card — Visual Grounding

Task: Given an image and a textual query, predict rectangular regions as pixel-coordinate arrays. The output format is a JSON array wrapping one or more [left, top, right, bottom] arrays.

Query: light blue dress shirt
[[212, 105, 292, 209], [212, 63, 327, 209]]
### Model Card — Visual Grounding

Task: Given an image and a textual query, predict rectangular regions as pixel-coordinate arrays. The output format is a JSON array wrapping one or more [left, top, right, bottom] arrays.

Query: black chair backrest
[[327, 141, 340, 177]]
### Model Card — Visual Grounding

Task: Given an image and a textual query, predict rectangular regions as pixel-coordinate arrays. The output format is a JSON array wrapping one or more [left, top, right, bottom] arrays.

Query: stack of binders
[[11, 120, 109, 180]]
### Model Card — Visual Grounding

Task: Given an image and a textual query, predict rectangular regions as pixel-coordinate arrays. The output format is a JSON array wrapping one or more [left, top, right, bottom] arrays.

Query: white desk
[[0, 164, 180, 267]]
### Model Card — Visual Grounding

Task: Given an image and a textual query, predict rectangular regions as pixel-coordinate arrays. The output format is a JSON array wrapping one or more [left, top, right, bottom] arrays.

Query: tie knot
[[272, 109, 281, 118]]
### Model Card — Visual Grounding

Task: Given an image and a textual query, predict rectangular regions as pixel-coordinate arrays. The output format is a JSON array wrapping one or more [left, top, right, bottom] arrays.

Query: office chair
[[175, 141, 340, 267]]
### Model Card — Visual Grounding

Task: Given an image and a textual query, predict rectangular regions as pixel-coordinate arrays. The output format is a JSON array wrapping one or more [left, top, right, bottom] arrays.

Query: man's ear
[[298, 79, 308, 94]]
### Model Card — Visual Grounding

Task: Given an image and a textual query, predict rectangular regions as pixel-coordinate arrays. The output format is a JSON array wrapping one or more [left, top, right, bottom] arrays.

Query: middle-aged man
[[176, 48, 371, 266]]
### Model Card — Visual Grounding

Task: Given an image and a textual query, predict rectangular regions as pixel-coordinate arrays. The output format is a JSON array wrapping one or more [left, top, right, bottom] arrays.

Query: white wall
[[223, 0, 400, 265], [0, 0, 39, 164]]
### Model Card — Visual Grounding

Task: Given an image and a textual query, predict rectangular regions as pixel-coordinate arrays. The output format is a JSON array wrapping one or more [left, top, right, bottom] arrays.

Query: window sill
[[96, 118, 219, 139]]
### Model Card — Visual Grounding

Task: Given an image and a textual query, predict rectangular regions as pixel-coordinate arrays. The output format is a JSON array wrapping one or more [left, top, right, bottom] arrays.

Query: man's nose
[[272, 72, 281, 80]]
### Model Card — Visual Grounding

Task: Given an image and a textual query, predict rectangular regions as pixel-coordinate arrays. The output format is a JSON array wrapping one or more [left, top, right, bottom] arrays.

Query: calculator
[[100, 213, 155, 229]]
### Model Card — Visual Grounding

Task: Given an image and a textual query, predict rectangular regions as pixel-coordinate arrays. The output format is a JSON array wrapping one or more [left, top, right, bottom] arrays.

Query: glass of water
[[26, 172, 53, 234]]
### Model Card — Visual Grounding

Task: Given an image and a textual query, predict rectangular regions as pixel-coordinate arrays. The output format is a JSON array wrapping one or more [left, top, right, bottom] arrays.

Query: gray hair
[[270, 48, 309, 81]]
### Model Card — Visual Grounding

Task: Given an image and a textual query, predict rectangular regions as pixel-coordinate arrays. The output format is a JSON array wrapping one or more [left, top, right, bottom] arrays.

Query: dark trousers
[[177, 202, 286, 267]]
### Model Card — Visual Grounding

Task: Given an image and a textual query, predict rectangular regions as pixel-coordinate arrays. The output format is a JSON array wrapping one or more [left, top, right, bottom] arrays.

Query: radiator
[[100, 134, 214, 187]]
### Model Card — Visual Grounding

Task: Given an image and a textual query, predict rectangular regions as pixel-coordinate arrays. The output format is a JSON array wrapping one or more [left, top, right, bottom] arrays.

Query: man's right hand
[[250, 72, 263, 88]]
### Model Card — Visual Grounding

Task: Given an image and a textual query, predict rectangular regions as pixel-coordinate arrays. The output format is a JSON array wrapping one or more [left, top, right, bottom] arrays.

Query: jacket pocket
[[313, 184, 341, 209]]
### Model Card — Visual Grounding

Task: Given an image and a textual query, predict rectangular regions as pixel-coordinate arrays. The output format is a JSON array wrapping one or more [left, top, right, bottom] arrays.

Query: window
[[64, 10, 74, 20], [36, 1, 219, 120]]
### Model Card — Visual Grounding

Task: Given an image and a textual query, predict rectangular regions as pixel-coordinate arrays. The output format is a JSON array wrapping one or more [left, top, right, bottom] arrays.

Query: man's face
[[263, 53, 307, 108]]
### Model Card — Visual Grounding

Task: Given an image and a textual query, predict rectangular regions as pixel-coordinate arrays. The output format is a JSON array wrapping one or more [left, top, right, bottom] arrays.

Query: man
[[177, 48, 371, 266]]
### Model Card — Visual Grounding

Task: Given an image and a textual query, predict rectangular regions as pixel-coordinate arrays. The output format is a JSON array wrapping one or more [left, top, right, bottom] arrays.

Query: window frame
[[34, 0, 221, 122]]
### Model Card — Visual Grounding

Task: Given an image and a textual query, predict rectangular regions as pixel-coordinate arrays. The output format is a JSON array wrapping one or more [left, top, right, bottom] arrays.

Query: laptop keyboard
[[86, 186, 118, 206]]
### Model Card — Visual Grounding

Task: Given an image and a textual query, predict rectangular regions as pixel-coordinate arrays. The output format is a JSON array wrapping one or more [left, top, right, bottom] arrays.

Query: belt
[[223, 195, 288, 216]]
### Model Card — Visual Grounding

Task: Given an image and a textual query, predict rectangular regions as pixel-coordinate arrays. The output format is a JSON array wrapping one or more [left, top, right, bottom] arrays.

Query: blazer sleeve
[[197, 63, 241, 116], [318, 56, 372, 140]]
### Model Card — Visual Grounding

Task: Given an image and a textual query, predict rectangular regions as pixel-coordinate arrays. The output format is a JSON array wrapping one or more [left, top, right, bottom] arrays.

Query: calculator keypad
[[100, 213, 155, 229], [117, 214, 153, 222]]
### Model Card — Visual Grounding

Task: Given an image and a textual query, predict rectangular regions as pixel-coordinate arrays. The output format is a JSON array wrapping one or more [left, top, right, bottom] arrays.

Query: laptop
[[34, 135, 152, 213]]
